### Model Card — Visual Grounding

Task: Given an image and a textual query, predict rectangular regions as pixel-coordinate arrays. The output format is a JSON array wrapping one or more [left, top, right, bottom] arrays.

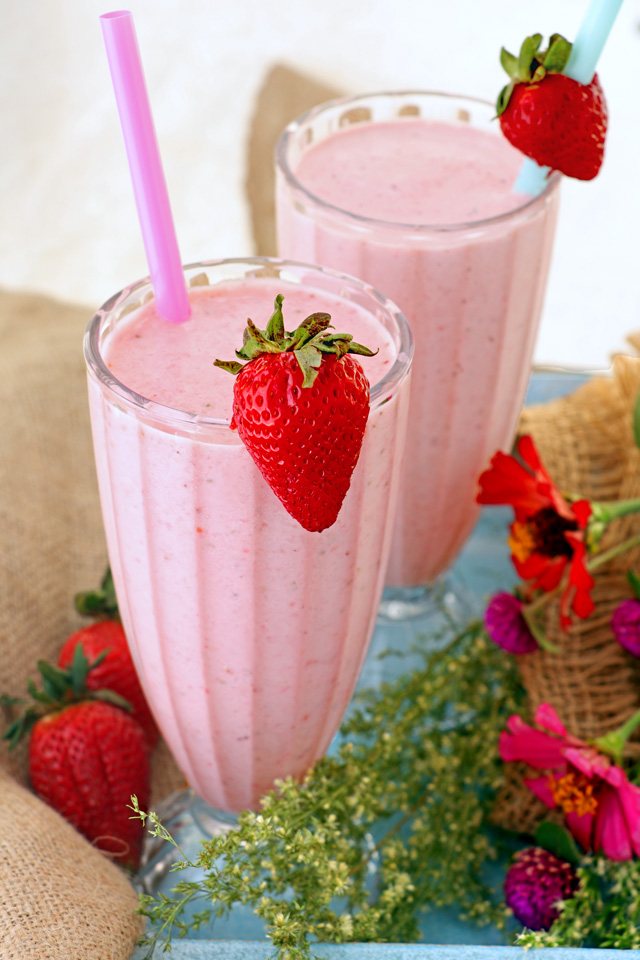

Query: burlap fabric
[[0, 768, 142, 959], [492, 354, 640, 834]]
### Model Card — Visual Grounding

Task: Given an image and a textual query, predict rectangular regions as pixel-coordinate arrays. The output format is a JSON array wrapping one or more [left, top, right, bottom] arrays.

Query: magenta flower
[[500, 703, 640, 861], [485, 592, 538, 654], [504, 847, 578, 930], [611, 599, 640, 657]]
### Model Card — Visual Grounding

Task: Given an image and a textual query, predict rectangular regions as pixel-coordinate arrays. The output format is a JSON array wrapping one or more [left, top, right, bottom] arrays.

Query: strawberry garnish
[[2, 646, 150, 870], [214, 294, 376, 533], [497, 33, 607, 181]]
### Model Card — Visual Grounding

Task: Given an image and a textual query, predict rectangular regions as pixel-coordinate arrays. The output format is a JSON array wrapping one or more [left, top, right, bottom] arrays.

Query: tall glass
[[276, 92, 560, 618], [84, 258, 412, 815]]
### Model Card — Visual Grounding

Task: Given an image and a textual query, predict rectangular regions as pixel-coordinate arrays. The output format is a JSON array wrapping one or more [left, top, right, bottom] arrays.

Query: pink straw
[[100, 10, 190, 323]]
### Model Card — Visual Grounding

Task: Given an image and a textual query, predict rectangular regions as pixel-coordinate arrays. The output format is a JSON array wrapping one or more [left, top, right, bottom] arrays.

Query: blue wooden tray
[[132, 369, 623, 959]]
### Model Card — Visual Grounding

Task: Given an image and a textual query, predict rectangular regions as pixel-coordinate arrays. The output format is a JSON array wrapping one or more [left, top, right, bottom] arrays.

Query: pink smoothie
[[276, 95, 560, 588], [85, 264, 411, 812]]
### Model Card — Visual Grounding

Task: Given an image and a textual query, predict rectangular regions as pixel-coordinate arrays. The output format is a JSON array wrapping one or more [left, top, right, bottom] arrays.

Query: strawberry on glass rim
[[214, 294, 377, 533], [496, 33, 607, 181]]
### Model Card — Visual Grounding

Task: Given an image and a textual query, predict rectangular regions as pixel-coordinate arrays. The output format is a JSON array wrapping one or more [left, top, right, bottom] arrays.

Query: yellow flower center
[[549, 770, 598, 817], [509, 522, 537, 563]]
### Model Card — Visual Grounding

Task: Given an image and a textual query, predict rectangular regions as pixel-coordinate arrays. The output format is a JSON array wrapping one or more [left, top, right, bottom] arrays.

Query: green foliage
[[517, 857, 640, 949], [135, 622, 524, 959]]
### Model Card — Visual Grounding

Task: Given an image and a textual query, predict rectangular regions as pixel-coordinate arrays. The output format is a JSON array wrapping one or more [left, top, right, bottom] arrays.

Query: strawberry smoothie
[[84, 259, 412, 813], [276, 92, 560, 602]]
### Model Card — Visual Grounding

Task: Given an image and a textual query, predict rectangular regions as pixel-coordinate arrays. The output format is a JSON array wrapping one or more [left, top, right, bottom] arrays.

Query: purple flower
[[611, 599, 640, 657], [504, 847, 578, 931], [484, 592, 538, 654]]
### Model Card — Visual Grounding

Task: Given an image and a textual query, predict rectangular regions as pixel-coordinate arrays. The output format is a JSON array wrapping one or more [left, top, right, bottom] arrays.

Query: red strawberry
[[2, 648, 150, 870], [214, 294, 375, 532], [58, 620, 159, 750], [496, 33, 607, 181], [29, 700, 150, 870]]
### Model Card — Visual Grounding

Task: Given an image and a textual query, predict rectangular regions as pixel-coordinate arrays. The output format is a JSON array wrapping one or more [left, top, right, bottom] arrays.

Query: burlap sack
[[0, 287, 185, 956], [0, 768, 142, 959], [492, 354, 640, 834]]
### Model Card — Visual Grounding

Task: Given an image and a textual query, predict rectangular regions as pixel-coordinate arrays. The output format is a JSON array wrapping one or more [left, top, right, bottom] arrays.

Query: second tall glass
[[276, 91, 560, 618]]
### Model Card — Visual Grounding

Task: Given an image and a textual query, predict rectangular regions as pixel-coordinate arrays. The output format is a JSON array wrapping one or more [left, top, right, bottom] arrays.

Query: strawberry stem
[[214, 294, 377, 389]]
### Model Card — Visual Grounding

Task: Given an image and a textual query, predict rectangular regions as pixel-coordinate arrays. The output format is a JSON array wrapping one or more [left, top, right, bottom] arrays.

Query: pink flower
[[500, 703, 640, 861]]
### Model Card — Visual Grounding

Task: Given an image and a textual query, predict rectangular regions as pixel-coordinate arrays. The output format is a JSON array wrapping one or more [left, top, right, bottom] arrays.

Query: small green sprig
[[517, 857, 640, 949], [134, 622, 524, 960]]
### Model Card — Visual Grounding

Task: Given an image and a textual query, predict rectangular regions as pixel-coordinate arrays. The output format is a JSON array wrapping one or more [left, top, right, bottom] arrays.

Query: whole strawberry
[[214, 294, 375, 532], [2, 647, 151, 870], [497, 33, 607, 181], [58, 620, 159, 749]]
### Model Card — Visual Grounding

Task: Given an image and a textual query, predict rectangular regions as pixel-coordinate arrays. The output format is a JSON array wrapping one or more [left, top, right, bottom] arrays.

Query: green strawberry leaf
[[92, 688, 132, 712], [0, 695, 26, 708], [70, 643, 109, 695], [265, 294, 285, 343], [37, 661, 70, 700], [633, 387, 640, 450], [236, 319, 283, 360], [75, 566, 119, 619], [518, 34, 543, 82], [2, 708, 41, 750], [341, 339, 377, 358], [535, 819, 582, 865], [544, 34, 572, 73], [27, 677, 58, 707], [500, 47, 519, 80], [294, 343, 324, 388], [496, 82, 515, 117], [213, 359, 244, 376], [628, 570, 640, 601]]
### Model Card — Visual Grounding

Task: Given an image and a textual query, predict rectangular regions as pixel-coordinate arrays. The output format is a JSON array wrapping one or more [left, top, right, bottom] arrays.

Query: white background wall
[[1, 0, 639, 369]]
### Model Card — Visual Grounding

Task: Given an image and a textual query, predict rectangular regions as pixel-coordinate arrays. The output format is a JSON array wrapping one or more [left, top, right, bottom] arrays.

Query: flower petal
[[593, 785, 633, 861], [563, 746, 609, 780], [566, 534, 596, 619], [477, 449, 552, 514], [615, 778, 640, 857], [524, 774, 557, 808], [533, 703, 570, 739], [515, 554, 567, 593], [500, 721, 567, 769], [566, 809, 595, 853], [571, 499, 592, 530], [516, 436, 576, 522]]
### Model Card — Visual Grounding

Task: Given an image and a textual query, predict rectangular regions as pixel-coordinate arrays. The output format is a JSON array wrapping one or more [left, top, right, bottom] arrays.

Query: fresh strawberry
[[214, 294, 375, 533], [58, 620, 159, 750], [2, 648, 150, 870], [496, 33, 607, 181]]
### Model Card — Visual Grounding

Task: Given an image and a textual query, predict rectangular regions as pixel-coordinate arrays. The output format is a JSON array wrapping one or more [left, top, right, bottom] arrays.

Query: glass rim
[[275, 89, 562, 234], [84, 256, 414, 431]]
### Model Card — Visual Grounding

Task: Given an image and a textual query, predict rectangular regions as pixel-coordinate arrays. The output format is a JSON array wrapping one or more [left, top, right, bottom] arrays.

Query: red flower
[[477, 435, 594, 629], [500, 703, 640, 861]]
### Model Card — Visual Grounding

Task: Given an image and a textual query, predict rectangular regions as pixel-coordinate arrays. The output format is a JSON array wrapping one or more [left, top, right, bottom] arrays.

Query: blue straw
[[514, 0, 625, 196]]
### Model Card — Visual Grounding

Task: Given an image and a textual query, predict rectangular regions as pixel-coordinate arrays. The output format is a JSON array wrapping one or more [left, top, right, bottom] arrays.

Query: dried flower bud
[[504, 847, 578, 930], [611, 599, 640, 658], [484, 592, 537, 655]]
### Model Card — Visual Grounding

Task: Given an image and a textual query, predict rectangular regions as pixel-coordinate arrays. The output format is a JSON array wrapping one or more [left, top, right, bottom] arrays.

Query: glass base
[[137, 788, 237, 896], [378, 572, 477, 624]]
